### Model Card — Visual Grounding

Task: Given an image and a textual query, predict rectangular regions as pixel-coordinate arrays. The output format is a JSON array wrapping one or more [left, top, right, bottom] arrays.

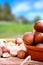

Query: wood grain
[[0, 57, 43, 65]]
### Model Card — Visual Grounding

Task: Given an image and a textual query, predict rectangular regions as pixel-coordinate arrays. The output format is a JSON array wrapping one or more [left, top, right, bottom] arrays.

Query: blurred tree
[[4, 3, 11, 14], [7, 14, 15, 21], [18, 16, 24, 23], [2, 3, 14, 21], [3, 3, 11, 21], [0, 5, 2, 20], [23, 19, 29, 24], [18, 16, 29, 24], [34, 16, 41, 23], [0, 3, 15, 21]]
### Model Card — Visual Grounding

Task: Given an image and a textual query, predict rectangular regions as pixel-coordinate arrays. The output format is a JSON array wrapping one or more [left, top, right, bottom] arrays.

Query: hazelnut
[[34, 20, 43, 32], [23, 32, 34, 45], [17, 50, 27, 59]]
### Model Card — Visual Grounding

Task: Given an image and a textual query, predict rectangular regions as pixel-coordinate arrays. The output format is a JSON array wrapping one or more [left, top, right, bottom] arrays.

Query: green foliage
[[0, 6, 3, 20], [33, 16, 41, 23], [0, 3, 14, 21], [18, 16, 29, 24], [23, 19, 29, 24], [4, 3, 11, 14]]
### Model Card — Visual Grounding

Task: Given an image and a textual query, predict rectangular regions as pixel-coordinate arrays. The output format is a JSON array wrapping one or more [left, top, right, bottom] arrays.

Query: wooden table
[[0, 57, 43, 65]]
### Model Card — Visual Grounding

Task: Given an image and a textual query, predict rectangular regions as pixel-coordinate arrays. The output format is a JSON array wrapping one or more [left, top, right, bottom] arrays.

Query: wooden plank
[[0, 57, 43, 65]]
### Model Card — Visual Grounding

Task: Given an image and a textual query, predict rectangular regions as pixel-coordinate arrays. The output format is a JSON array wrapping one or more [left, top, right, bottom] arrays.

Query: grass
[[0, 21, 34, 38]]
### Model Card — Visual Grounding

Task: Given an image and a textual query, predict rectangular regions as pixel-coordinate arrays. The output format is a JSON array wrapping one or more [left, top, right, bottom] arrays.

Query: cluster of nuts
[[23, 20, 43, 48], [0, 38, 27, 59]]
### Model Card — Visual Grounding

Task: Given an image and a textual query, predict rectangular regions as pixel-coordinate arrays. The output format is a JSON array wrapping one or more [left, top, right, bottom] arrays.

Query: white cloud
[[26, 12, 43, 20], [11, 1, 43, 20], [12, 2, 30, 14], [34, 1, 43, 9]]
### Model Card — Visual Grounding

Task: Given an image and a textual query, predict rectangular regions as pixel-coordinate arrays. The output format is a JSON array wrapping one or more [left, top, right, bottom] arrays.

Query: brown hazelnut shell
[[36, 43, 43, 48], [34, 20, 43, 32], [23, 32, 35, 45], [35, 32, 43, 43], [17, 50, 27, 59]]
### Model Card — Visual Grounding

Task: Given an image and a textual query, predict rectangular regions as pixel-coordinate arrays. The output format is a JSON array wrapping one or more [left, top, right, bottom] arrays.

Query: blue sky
[[0, 0, 43, 20]]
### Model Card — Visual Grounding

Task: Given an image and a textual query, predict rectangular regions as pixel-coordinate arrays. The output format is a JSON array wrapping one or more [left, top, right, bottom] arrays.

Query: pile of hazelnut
[[0, 38, 27, 59], [23, 20, 43, 48]]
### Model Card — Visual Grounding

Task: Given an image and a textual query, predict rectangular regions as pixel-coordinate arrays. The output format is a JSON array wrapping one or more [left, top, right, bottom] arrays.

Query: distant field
[[0, 21, 34, 38]]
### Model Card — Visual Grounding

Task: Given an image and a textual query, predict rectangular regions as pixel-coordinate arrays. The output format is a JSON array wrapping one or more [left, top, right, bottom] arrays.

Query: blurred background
[[0, 0, 43, 38]]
